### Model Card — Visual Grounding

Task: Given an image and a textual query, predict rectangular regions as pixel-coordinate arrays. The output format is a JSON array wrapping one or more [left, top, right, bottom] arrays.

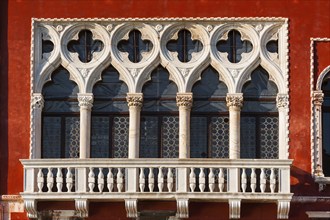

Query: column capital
[[276, 94, 289, 109], [126, 93, 143, 107], [312, 91, 324, 106], [176, 93, 193, 108], [78, 93, 94, 110], [32, 93, 44, 109], [226, 93, 243, 109]]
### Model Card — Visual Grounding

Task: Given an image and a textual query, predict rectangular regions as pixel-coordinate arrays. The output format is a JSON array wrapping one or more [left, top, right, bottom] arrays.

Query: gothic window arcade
[[30, 18, 289, 161]]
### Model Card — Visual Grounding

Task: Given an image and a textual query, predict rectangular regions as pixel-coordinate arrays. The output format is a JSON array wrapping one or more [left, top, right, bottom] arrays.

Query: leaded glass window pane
[[42, 117, 61, 158], [260, 117, 278, 159], [140, 116, 159, 158], [240, 117, 256, 159], [113, 116, 129, 158], [191, 66, 228, 158], [65, 117, 80, 158], [91, 116, 110, 158], [162, 116, 179, 158]]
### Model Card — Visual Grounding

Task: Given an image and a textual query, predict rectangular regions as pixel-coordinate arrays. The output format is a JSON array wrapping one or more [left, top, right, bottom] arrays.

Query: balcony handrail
[[20, 158, 293, 169]]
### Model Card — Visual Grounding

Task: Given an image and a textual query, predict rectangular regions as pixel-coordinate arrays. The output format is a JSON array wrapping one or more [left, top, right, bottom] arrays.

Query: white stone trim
[[310, 38, 330, 182], [306, 211, 330, 218], [125, 199, 138, 218]]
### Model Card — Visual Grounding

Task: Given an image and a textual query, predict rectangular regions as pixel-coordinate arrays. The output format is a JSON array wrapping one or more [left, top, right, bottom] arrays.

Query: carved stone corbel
[[229, 199, 241, 219], [176, 198, 189, 218], [75, 199, 89, 218], [24, 199, 38, 219], [277, 200, 290, 219], [125, 199, 138, 218]]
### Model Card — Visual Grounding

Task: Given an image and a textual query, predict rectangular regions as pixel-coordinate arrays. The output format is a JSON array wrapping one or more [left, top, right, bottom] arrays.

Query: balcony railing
[[21, 158, 292, 219]]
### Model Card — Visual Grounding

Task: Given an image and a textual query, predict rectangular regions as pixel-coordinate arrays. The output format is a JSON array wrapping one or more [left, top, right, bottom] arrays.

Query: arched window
[[321, 73, 330, 176], [241, 66, 279, 159], [91, 66, 129, 158], [190, 66, 229, 158], [42, 67, 79, 158], [140, 66, 179, 158]]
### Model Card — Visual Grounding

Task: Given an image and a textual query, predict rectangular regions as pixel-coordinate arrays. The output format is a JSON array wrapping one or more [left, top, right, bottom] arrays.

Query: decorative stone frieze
[[226, 94, 243, 109], [126, 93, 143, 107], [78, 94, 93, 110], [31, 93, 44, 109], [276, 94, 289, 109], [176, 93, 193, 108], [312, 91, 324, 106]]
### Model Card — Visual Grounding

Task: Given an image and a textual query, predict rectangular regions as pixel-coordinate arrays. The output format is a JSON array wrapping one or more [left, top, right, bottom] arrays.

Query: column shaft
[[78, 94, 93, 159]]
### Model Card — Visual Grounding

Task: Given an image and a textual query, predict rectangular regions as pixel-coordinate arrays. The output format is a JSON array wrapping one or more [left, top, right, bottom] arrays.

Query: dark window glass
[[190, 66, 229, 158], [118, 29, 153, 63], [321, 74, 330, 176], [266, 40, 278, 53], [217, 30, 253, 63], [140, 66, 179, 158], [241, 66, 278, 159], [42, 67, 79, 158], [68, 29, 104, 63], [91, 66, 129, 158], [166, 29, 203, 63]]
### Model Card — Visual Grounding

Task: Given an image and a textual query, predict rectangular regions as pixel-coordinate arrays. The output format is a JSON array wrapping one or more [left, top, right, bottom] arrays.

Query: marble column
[[31, 93, 44, 159], [78, 93, 93, 159], [176, 93, 193, 159], [276, 94, 289, 160], [226, 93, 243, 159], [126, 93, 143, 159]]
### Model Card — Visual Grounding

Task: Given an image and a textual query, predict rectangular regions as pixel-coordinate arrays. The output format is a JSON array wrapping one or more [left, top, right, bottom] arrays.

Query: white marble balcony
[[21, 158, 292, 219]]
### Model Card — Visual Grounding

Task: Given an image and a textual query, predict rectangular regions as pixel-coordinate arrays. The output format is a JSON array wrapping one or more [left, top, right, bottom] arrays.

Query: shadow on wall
[[291, 165, 330, 195], [0, 0, 8, 197]]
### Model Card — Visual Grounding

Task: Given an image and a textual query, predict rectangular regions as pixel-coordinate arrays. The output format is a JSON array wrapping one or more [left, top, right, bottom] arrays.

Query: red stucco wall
[[1, 0, 330, 219]]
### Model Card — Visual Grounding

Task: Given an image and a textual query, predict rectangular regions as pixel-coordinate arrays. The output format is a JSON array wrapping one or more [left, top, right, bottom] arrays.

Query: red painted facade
[[0, 0, 329, 219]]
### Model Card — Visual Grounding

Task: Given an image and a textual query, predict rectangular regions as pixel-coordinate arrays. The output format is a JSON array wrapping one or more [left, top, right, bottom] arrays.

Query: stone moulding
[[310, 38, 330, 188]]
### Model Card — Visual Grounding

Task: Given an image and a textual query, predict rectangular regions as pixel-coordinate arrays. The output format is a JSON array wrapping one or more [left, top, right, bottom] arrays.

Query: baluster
[[218, 168, 224, 192], [117, 168, 124, 192], [107, 168, 114, 192], [270, 168, 276, 193], [167, 168, 174, 192], [37, 168, 44, 193], [241, 168, 247, 193], [47, 168, 54, 193], [189, 168, 196, 192], [98, 168, 104, 192], [199, 168, 205, 192], [148, 168, 154, 192], [251, 168, 256, 193], [158, 167, 164, 192], [66, 168, 73, 192], [260, 168, 266, 193], [208, 168, 215, 192], [88, 167, 95, 192], [56, 168, 63, 192], [139, 168, 145, 192]]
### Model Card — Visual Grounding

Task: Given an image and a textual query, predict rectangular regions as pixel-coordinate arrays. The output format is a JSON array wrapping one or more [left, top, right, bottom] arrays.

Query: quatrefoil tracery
[[166, 29, 203, 63], [67, 29, 104, 63], [117, 29, 153, 63], [217, 30, 253, 63]]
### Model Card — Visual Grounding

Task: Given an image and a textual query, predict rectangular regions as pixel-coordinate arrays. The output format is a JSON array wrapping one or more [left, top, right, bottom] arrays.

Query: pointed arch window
[[241, 66, 279, 159], [91, 66, 129, 158], [140, 66, 179, 158], [41, 67, 80, 158], [321, 73, 330, 176], [190, 66, 229, 158]]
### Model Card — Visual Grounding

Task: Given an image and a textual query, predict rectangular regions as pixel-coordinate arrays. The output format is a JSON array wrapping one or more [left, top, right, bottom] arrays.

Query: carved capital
[[277, 200, 290, 219], [176, 93, 193, 108], [24, 199, 38, 219], [276, 94, 289, 109], [176, 198, 189, 218], [125, 199, 138, 218], [229, 199, 241, 219], [75, 199, 89, 218], [126, 93, 143, 107], [226, 94, 243, 109], [78, 94, 93, 110], [32, 93, 44, 109], [312, 91, 324, 106]]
